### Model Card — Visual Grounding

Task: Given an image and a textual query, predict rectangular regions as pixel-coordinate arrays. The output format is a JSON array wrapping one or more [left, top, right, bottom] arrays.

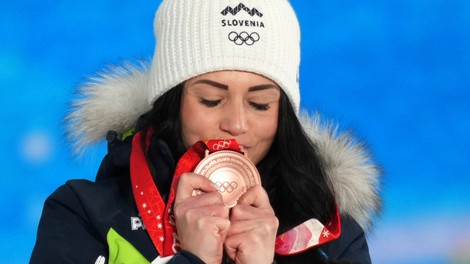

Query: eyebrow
[[193, 80, 228, 90], [193, 80, 279, 92], [248, 84, 279, 92]]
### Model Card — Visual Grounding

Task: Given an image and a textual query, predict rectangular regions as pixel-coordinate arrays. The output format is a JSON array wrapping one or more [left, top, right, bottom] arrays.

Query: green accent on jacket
[[107, 228, 150, 264]]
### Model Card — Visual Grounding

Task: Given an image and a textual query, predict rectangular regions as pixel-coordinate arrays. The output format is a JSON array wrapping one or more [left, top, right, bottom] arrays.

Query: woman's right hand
[[174, 172, 231, 264]]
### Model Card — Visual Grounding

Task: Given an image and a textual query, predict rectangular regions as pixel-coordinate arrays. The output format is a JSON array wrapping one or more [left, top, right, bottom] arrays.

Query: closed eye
[[200, 98, 222, 108], [250, 102, 270, 111]]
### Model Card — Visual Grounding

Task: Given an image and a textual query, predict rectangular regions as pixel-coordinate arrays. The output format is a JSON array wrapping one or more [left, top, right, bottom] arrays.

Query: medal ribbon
[[130, 131, 241, 256], [130, 130, 341, 257], [274, 205, 341, 255]]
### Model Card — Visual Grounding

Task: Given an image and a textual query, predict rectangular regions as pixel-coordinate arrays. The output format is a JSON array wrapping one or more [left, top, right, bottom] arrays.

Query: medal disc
[[193, 150, 260, 207]]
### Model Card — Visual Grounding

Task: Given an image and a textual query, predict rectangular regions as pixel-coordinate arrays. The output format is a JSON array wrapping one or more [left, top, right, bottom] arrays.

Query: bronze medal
[[193, 150, 261, 207]]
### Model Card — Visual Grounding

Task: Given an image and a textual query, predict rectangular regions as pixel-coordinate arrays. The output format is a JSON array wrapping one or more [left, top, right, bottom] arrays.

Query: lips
[[238, 145, 252, 156]]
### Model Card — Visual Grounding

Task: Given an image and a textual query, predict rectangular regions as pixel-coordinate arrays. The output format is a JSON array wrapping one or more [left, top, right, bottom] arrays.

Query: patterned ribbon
[[274, 206, 341, 255], [130, 130, 341, 257]]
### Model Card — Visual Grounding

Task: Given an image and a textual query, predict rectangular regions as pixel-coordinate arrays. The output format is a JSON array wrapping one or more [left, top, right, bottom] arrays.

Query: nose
[[220, 104, 248, 136]]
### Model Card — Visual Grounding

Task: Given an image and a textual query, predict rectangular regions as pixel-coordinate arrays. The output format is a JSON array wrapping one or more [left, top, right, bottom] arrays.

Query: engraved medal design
[[193, 150, 260, 207]]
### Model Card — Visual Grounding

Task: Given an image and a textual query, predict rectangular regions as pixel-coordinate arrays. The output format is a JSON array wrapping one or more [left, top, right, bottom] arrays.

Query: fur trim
[[300, 114, 382, 231], [66, 62, 152, 154], [66, 62, 382, 230]]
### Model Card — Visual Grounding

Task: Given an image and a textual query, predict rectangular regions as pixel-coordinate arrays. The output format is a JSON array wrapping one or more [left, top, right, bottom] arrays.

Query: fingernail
[[213, 182, 221, 191]]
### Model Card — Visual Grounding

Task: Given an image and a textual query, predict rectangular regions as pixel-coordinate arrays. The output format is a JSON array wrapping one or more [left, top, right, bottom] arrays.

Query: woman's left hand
[[224, 185, 279, 264]]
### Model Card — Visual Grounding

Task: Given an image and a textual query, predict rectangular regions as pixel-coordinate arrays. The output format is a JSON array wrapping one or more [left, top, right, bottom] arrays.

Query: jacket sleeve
[[30, 183, 108, 264], [320, 216, 372, 264], [167, 251, 205, 264]]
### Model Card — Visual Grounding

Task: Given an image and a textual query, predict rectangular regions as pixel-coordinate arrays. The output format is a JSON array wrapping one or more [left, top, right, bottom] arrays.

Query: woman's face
[[180, 71, 280, 165]]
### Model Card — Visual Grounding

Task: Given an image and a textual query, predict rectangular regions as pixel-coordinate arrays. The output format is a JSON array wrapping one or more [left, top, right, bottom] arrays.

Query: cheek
[[263, 107, 279, 139], [254, 111, 278, 153], [180, 101, 200, 148], [257, 118, 277, 143], [264, 118, 278, 146], [268, 114, 279, 135], [180, 101, 213, 148]]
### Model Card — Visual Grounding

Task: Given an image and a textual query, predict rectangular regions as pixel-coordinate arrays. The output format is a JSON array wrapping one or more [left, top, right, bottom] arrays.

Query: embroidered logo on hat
[[221, 3, 263, 17], [228, 31, 260, 46], [220, 3, 264, 46]]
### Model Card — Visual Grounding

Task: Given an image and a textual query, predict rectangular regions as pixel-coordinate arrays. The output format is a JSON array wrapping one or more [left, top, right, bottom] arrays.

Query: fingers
[[174, 172, 217, 205], [173, 171, 232, 225], [176, 211, 231, 264], [224, 218, 278, 264], [173, 177, 278, 263], [176, 204, 230, 224], [173, 173, 231, 264], [179, 209, 231, 237], [224, 186, 278, 263], [224, 234, 239, 261], [230, 185, 275, 221], [227, 216, 279, 237], [237, 185, 271, 208]]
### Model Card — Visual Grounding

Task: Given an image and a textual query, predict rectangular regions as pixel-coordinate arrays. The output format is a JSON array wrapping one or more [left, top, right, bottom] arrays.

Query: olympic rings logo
[[228, 31, 260, 46], [214, 181, 239, 193], [212, 139, 232, 150]]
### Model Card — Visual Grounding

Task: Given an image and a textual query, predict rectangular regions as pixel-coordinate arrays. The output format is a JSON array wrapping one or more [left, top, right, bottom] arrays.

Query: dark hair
[[138, 84, 336, 263], [258, 91, 335, 231], [137, 83, 185, 159], [258, 92, 336, 263]]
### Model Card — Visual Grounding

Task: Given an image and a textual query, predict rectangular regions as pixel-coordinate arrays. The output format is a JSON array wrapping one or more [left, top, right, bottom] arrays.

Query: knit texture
[[148, 0, 301, 111]]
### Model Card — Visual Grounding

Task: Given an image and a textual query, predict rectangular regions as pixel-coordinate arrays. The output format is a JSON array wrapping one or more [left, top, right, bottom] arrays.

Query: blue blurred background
[[1, 0, 469, 263]]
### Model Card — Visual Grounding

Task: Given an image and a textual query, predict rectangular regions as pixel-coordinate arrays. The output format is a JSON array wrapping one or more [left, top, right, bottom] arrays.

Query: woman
[[31, 0, 381, 263]]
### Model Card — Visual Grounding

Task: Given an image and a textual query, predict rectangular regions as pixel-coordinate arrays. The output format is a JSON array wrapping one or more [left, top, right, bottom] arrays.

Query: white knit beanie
[[148, 0, 301, 111]]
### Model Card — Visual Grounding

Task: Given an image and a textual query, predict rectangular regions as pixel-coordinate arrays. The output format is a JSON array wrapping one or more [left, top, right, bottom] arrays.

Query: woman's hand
[[173, 173, 230, 264], [224, 185, 279, 264]]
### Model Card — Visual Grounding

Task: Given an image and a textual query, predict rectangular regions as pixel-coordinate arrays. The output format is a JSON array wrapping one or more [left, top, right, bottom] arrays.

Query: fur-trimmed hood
[[67, 62, 382, 231]]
